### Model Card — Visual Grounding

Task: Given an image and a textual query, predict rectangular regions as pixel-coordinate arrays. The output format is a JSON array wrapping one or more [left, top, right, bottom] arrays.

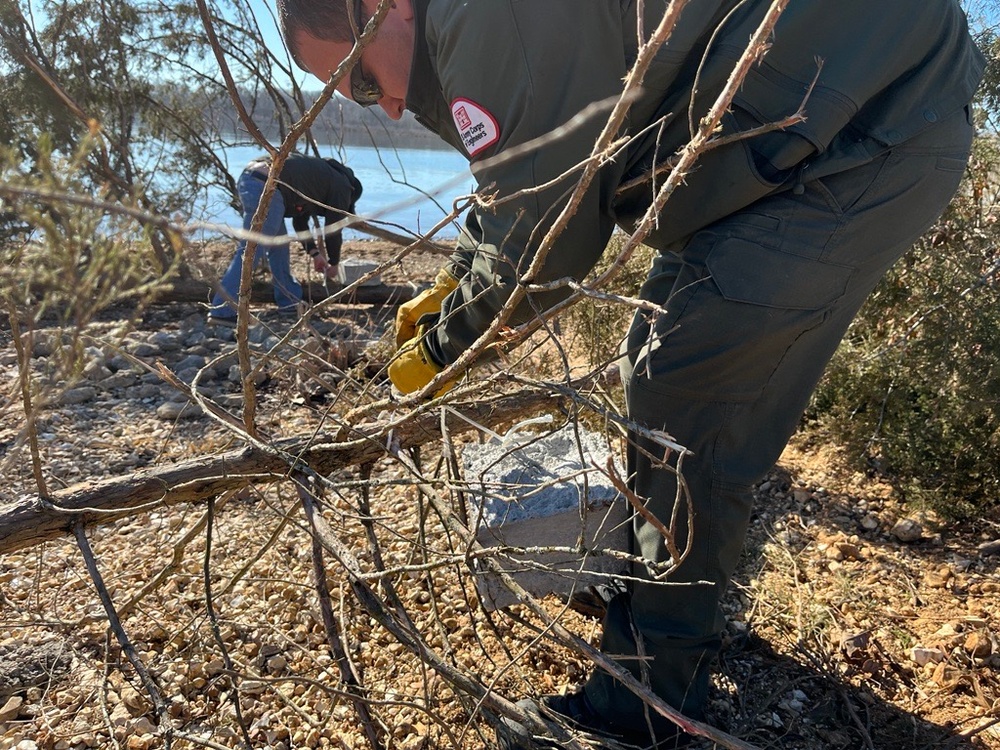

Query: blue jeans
[[210, 171, 303, 318]]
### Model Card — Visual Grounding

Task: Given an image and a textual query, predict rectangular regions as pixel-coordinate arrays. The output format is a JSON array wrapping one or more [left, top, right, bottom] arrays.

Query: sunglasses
[[350, 0, 383, 106]]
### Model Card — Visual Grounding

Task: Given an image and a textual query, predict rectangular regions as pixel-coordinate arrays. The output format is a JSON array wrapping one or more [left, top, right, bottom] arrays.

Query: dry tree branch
[[73, 522, 174, 745], [0, 375, 610, 556], [297, 474, 383, 750], [226, 0, 396, 435], [481, 0, 811, 353], [193, 0, 273, 156], [603, 455, 686, 570], [625, 0, 792, 254], [300, 473, 596, 750]]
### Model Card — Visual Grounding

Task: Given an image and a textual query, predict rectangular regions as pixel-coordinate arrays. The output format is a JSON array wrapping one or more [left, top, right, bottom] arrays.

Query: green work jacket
[[404, 0, 985, 367]]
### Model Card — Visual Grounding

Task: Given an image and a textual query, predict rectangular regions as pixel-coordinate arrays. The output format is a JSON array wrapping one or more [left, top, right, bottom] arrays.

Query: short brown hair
[[277, 0, 355, 67]]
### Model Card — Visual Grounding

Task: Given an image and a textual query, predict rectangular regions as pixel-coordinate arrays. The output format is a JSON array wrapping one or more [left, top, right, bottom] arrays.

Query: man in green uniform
[[276, 0, 984, 746]]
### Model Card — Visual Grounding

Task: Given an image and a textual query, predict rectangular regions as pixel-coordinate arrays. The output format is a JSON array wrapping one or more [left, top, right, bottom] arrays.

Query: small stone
[[792, 488, 812, 503], [175, 367, 207, 384], [930, 662, 963, 690], [977, 539, 1000, 557], [110, 703, 131, 726], [108, 354, 135, 372], [149, 332, 180, 351], [129, 342, 158, 358], [59, 386, 98, 405], [121, 686, 147, 711], [964, 632, 992, 659], [910, 646, 946, 667], [835, 541, 863, 561], [83, 361, 113, 382], [266, 655, 287, 673], [204, 659, 226, 676], [891, 517, 923, 543], [924, 566, 953, 589], [860, 514, 880, 531], [841, 631, 871, 661], [174, 354, 208, 372], [155, 401, 200, 420], [0, 695, 23, 722], [130, 717, 156, 735]]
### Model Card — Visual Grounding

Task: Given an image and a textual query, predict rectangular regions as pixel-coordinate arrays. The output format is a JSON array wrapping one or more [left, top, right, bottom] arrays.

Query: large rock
[[464, 421, 629, 611]]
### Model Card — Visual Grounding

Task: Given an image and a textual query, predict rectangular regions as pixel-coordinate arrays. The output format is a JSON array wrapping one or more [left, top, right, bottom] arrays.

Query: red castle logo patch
[[450, 98, 499, 157]]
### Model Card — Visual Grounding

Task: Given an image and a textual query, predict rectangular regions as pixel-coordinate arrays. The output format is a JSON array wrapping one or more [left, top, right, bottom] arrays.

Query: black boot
[[495, 689, 691, 750]]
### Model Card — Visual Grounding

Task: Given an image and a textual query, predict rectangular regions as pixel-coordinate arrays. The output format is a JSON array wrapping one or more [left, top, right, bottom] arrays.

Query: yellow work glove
[[395, 267, 459, 347], [388, 326, 455, 396]]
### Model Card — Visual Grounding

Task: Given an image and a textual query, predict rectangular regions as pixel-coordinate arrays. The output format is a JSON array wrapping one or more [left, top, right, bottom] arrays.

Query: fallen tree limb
[[0, 383, 573, 556]]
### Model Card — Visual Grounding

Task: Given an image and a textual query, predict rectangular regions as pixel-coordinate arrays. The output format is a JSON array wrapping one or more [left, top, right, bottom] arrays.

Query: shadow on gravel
[[700, 461, 998, 750], [710, 628, 981, 750]]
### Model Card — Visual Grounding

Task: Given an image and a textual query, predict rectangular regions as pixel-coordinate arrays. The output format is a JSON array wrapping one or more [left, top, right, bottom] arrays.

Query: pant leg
[[211, 173, 299, 316], [585, 106, 973, 735], [265, 238, 304, 311]]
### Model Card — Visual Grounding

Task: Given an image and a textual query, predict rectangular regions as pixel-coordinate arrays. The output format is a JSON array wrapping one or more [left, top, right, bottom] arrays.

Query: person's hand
[[395, 268, 459, 347], [388, 326, 455, 396], [325, 263, 340, 281], [312, 254, 329, 275]]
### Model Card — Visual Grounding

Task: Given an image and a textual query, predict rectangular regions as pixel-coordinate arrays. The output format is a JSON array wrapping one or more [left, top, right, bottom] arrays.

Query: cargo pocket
[[707, 236, 855, 310]]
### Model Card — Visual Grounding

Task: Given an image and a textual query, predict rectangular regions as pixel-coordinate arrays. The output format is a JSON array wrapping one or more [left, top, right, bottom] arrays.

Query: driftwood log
[[0, 385, 570, 556]]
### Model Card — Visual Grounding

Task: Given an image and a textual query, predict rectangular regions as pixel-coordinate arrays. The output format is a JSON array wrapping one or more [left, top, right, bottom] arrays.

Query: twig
[[296, 473, 383, 750], [73, 521, 174, 747], [5, 303, 47, 498], [202, 496, 255, 749]]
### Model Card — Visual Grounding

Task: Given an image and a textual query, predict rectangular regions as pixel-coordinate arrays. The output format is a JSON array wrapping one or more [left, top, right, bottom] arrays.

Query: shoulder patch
[[450, 98, 500, 157]]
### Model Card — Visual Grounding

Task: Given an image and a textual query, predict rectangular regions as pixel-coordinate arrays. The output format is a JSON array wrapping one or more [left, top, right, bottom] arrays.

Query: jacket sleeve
[[421, 0, 630, 367], [318, 172, 356, 266], [292, 214, 318, 257]]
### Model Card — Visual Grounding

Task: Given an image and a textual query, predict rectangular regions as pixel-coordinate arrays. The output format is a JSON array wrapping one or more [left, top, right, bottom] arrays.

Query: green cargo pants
[[584, 105, 974, 739]]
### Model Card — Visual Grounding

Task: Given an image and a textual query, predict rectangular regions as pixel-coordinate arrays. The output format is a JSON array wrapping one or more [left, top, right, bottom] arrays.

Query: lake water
[[195, 144, 475, 240]]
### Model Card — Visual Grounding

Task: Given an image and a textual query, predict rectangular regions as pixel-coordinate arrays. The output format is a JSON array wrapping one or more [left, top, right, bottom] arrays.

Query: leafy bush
[[807, 134, 1000, 519], [1, 134, 176, 385]]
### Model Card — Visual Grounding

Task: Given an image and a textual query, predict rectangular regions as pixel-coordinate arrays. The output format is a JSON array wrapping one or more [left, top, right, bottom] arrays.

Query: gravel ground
[[0, 239, 998, 750]]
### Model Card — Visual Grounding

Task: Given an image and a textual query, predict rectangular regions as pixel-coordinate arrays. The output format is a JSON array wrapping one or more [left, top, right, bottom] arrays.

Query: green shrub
[[807, 135, 1000, 519]]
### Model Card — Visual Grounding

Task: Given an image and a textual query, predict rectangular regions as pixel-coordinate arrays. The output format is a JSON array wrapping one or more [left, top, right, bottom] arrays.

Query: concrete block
[[337, 258, 382, 287], [464, 422, 630, 610]]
